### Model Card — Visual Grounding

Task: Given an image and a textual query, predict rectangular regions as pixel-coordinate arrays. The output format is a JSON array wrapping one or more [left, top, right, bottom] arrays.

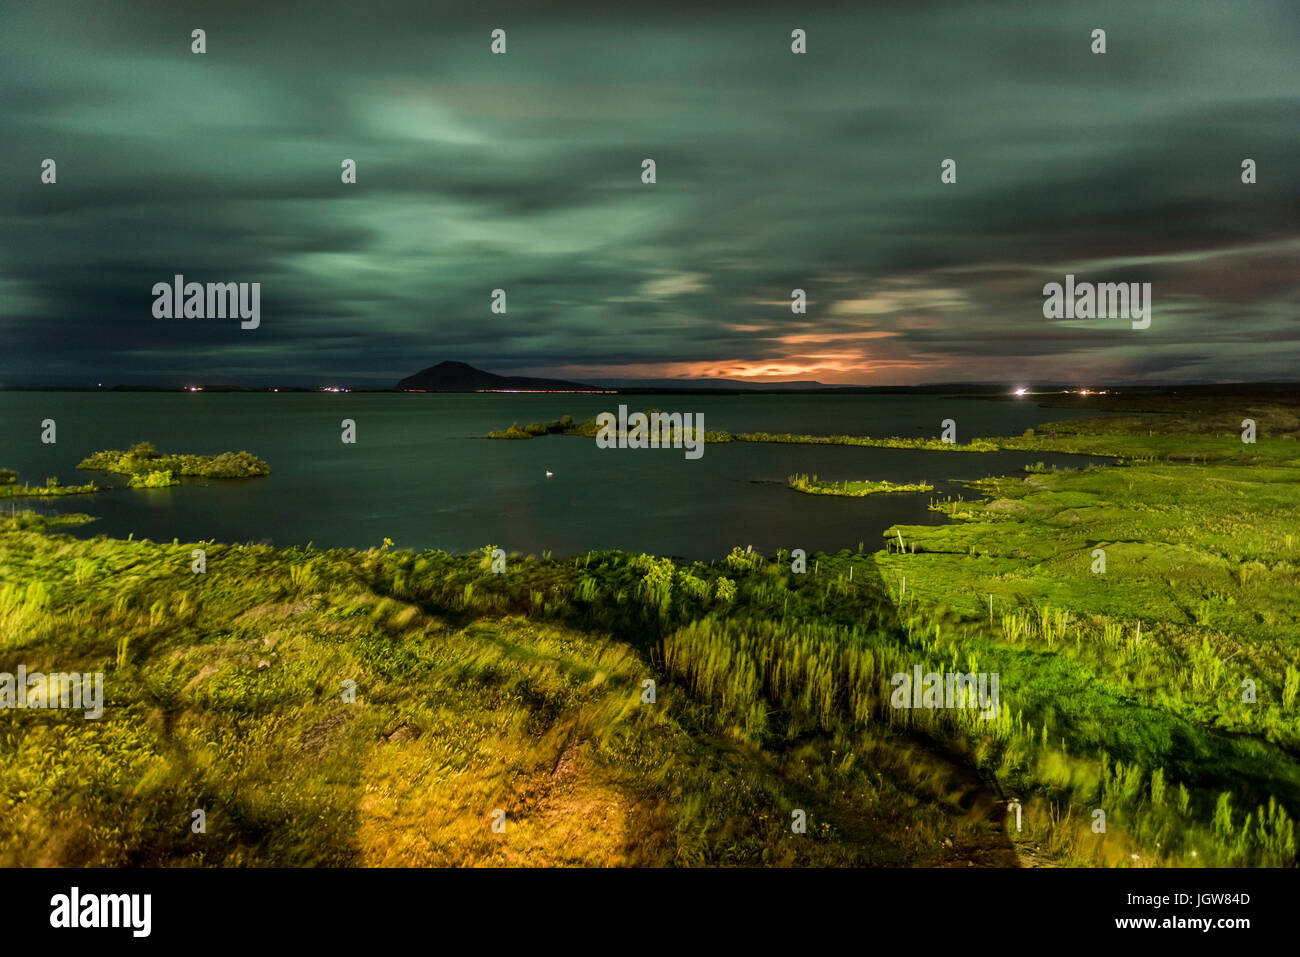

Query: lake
[[0, 392, 1110, 559]]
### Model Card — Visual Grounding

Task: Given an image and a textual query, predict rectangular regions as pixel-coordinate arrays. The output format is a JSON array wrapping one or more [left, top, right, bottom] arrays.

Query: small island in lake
[[77, 441, 271, 486], [788, 474, 934, 496], [0, 468, 101, 498]]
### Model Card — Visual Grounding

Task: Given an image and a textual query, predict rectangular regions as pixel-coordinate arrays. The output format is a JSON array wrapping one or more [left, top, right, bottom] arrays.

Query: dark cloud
[[1, 0, 1297, 387]]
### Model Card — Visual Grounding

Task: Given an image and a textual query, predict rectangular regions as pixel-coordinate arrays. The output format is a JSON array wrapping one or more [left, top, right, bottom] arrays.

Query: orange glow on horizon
[[530, 355, 934, 384]]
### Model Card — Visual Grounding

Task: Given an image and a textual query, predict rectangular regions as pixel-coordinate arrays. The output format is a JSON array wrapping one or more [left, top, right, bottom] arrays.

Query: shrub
[[128, 470, 177, 488]]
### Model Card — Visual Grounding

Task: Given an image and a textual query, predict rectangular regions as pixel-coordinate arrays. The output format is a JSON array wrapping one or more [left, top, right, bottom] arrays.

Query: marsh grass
[[0, 523, 967, 866], [489, 418, 999, 452], [4, 397, 1298, 867], [0, 471, 100, 499], [870, 399, 1300, 865], [788, 474, 934, 497]]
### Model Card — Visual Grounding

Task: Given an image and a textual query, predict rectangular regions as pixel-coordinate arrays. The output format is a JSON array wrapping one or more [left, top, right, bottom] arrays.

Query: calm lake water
[[0, 392, 1109, 559]]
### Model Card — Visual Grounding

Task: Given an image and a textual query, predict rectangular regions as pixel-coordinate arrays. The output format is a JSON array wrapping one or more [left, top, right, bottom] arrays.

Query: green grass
[[0, 473, 100, 498], [3, 396, 1298, 867], [870, 397, 1300, 865], [488, 416, 997, 450], [491, 395, 1300, 466], [0, 526, 986, 866], [789, 474, 934, 497], [127, 470, 178, 489]]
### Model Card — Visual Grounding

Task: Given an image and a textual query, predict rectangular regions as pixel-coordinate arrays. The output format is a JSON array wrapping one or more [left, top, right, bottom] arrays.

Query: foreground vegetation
[[2, 395, 1297, 867], [77, 441, 271, 480], [0, 518, 991, 866], [873, 396, 1300, 865]]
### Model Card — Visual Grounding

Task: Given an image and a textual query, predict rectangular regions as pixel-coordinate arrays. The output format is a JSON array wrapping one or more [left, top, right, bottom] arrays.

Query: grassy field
[[2, 395, 1297, 867], [0, 525, 1009, 866], [874, 395, 1300, 865]]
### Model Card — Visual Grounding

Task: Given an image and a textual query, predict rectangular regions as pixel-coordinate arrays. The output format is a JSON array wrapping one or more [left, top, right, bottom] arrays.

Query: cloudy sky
[[1, 0, 1297, 387]]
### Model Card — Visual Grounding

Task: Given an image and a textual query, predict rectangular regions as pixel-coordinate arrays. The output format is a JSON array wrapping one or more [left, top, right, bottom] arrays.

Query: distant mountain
[[396, 361, 606, 393]]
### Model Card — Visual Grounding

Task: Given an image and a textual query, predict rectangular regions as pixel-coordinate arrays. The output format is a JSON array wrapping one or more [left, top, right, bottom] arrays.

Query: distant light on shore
[[1013, 387, 1028, 396]]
